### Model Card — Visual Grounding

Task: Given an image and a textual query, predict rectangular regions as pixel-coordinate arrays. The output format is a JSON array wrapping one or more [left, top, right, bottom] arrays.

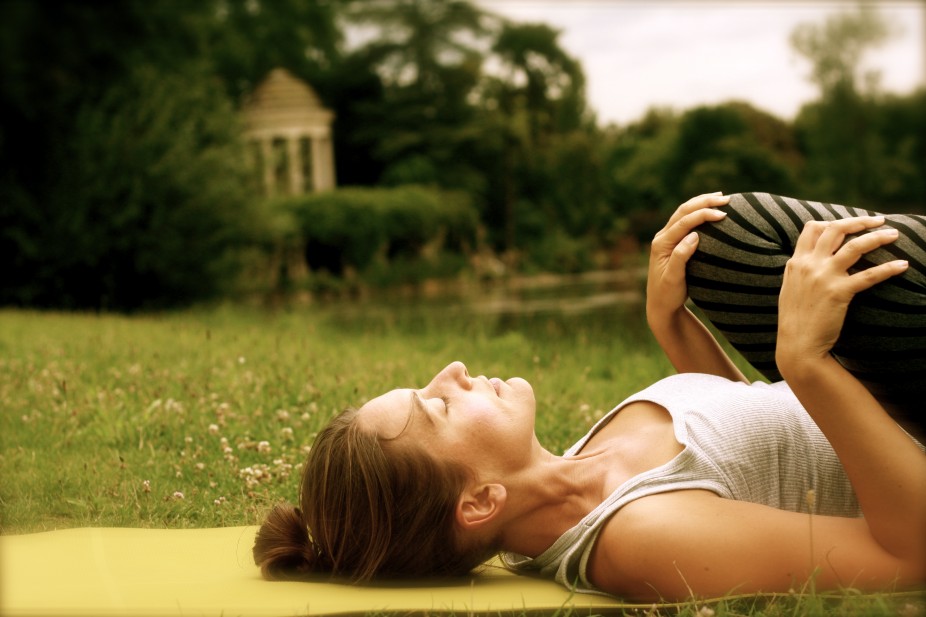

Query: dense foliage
[[1, 0, 922, 309], [278, 185, 478, 275]]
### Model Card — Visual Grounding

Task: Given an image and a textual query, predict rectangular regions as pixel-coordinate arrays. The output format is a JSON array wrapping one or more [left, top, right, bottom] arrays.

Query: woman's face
[[357, 361, 538, 476]]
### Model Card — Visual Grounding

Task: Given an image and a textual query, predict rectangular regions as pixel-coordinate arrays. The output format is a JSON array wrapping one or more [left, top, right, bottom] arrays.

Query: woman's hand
[[776, 218, 925, 575], [776, 217, 909, 373], [645, 192, 747, 383], [646, 192, 729, 326]]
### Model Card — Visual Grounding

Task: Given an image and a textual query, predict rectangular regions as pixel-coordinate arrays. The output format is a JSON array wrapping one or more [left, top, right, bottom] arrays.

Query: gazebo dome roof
[[241, 68, 333, 134]]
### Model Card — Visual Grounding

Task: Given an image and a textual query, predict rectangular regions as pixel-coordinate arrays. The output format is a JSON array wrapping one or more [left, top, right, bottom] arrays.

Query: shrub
[[280, 185, 479, 277], [527, 229, 595, 274]]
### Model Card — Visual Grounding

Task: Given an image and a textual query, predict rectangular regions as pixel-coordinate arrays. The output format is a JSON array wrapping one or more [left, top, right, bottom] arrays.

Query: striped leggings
[[686, 192, 926, 438]]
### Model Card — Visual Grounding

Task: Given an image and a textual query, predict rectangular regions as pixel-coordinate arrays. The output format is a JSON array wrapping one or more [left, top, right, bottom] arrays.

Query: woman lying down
[[254, 192, 926, 601]]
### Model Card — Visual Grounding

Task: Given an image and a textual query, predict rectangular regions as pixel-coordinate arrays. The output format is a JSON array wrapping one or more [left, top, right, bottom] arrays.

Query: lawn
[[0, 299, 676, 533], [0, 301, 920, 616]]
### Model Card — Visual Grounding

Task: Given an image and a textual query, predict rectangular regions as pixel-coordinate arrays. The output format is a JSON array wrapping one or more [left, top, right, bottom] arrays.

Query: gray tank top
[[499, 373, 861, 595]]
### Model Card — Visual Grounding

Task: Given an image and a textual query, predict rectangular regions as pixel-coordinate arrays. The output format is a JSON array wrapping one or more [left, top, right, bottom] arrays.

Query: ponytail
[[253, 504, 318, 580], [255, 407, 498, 583]]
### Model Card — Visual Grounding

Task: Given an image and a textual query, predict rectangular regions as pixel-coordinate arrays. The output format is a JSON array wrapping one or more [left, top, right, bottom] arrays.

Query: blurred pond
[[315, 268, 649, 340], [464, 269, 645, 316]]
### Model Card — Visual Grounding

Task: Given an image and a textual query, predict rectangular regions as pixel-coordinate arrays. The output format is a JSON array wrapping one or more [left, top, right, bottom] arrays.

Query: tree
[[208, 0, 342, 101], [866, 90, 926, 210], [341, 0, 491, 191], [790, 6, 893, 204], [0, 1, 255, 309], [490, 22, 587, 144], [477, 20, 592, 253], [790, 5, 891, 97], [672, 103, 800, 200], [345, 0, 487, 95]]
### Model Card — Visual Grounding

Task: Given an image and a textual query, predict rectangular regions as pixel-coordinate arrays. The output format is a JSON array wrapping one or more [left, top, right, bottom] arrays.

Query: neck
[[496, 451, 611, 558]]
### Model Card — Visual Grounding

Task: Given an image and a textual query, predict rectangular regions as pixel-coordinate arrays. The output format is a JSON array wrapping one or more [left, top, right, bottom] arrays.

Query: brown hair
[[253, 407, 497, 581]]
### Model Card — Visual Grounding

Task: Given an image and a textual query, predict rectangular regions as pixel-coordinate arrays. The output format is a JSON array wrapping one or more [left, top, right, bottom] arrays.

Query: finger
[[674, 231, 700, 262], [794, 216, 886, 257], [665, 193, 730, 229], [814, 216, 887, 257], [833, 226, 900, 270], [657, 208, 727, 248], [845, 259, 909, 294], [662, 232, 699, 284], [793, 220, 830, 256]]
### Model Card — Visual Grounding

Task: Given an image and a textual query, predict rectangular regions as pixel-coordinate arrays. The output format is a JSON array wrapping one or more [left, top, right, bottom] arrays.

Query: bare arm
[[589, 217, 925, 601], [776, 218, 926, 566], [589, 490, 923, 601], [646, 193, 748, 383]]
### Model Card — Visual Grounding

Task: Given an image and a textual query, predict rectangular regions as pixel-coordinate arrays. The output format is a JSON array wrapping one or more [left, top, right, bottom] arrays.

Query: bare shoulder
[[586, 490, 721, 600], [587, 490, 917, 602]]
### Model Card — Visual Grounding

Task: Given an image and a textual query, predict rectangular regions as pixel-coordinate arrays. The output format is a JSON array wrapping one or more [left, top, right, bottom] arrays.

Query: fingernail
[[684, 231, 699, 244], [711, 209, 727, 217]]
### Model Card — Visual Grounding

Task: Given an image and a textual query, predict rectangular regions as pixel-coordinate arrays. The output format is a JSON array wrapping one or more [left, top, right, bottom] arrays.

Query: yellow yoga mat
[[0, 526, 627, 616]]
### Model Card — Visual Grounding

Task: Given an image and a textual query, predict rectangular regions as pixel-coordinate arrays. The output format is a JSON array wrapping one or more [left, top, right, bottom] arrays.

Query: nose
[[428, 361, 471, 391]]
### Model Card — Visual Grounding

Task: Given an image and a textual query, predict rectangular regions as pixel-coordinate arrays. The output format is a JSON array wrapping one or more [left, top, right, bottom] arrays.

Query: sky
[[476, 0, 925, 126]]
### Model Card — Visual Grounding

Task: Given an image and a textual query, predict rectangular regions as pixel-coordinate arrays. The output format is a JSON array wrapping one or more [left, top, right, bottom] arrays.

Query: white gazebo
[[241, 68, 336, 196]]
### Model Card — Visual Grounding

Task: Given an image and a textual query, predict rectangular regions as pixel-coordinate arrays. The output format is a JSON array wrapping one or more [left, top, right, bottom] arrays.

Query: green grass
[[1, 302, 921, 616], [0, 301, 680, 533]]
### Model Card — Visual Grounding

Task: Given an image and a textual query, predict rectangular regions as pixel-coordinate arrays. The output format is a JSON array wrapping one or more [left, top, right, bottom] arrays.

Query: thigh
[[686, 192, 926, 435]]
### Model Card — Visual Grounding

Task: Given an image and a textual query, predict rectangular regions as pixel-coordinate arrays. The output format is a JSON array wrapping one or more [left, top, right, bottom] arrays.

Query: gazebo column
[[260, 138, 275, 196], [287, 136, 303, 195], [312, 134, 335, 191]]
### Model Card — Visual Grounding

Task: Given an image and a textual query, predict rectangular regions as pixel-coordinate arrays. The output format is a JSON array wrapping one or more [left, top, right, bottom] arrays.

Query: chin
[[508, 376, 532, 393]]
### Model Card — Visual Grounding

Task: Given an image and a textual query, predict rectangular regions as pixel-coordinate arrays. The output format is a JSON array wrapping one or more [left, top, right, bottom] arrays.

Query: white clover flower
[[257, 441, 271, 454], [276, 409, 290, 422], [237, 356, 246, 365], [697, 607, 715, 617], [142, 480, 151, 494], [172, 491, 184, 500], [208, 424, 220, 436], [195, 463, 205, 471], [281, 427, 294, 440], [898, 603, 923, 617]]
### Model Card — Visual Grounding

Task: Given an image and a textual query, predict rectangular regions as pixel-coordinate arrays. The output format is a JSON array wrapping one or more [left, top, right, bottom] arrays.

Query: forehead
[[357, 388, 419, 438]]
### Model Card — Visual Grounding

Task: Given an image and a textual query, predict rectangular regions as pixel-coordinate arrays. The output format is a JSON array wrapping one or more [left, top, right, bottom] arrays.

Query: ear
[[456, 483, 507, 530]]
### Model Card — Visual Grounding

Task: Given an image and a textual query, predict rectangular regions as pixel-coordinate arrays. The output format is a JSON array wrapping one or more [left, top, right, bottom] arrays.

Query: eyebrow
[[410, 391, 435, 426]]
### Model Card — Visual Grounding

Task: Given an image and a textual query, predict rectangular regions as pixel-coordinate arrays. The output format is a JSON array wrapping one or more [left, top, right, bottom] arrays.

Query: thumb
[[674, 231, 699, 259]]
